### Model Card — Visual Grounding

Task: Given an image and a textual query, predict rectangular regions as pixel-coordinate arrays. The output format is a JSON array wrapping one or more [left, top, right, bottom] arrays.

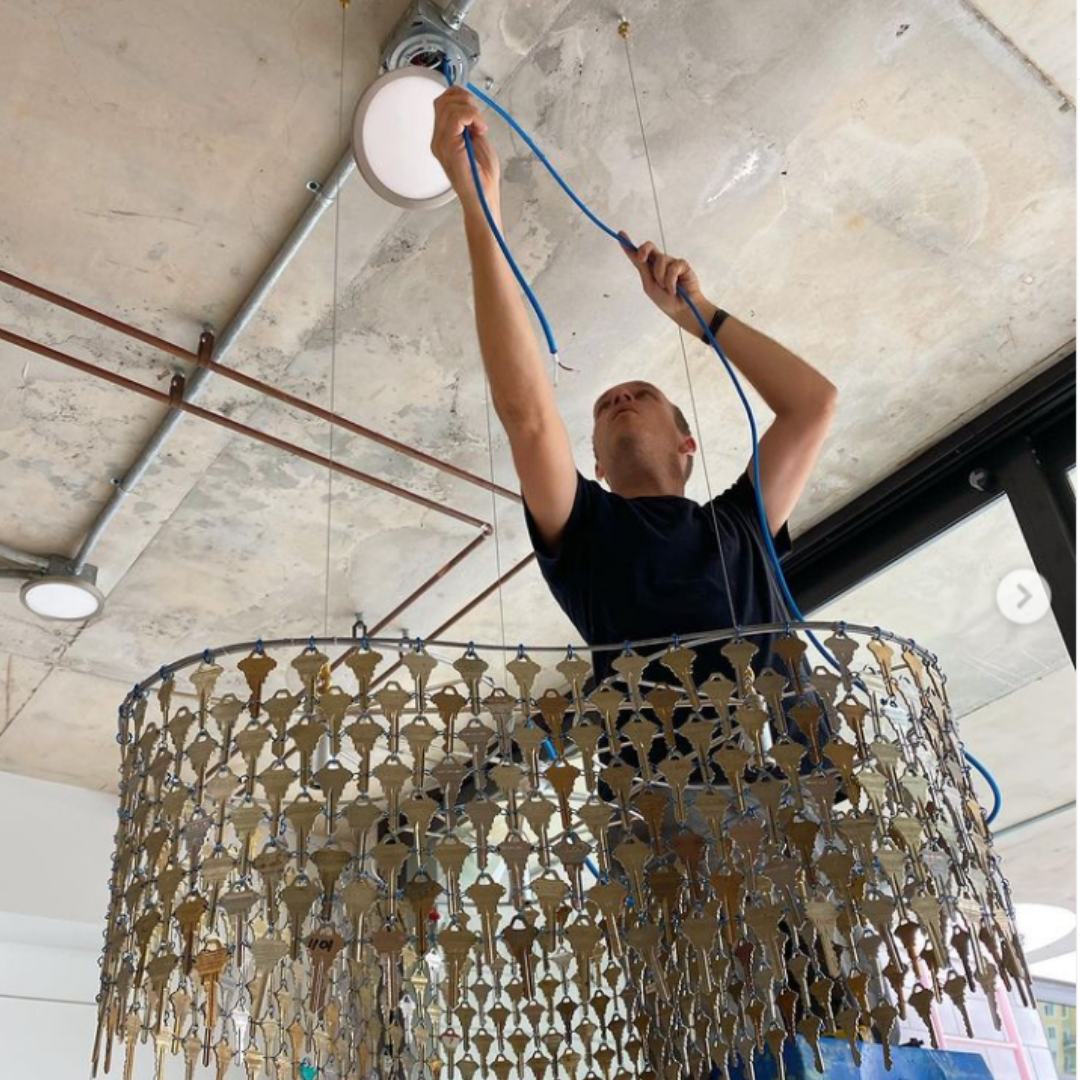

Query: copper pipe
[[0, 268, 196, 364], [330, 531, 492, 675], [0, 326, 492, 533], [369, 532, 491, 636], [422, 552, 535, 639], [194, 332, 521, 504], [0, 269, 520, 503], [368, 552, 536, 688]]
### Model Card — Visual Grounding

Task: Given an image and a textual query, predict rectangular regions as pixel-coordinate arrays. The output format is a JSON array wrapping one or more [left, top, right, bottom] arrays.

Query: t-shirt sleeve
[[711, 468, 794, 560], [522, 471, 595, 574]]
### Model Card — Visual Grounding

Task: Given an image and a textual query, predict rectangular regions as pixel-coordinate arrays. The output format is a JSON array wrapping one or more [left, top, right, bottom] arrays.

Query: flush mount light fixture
[[352, 0, 480, 209], [19, 560, 104, 621], [1015, 902, 1078, 955]]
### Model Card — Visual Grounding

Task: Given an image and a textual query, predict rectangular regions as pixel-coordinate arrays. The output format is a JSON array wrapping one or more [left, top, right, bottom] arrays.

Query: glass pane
[[808, 495, 1070, 718], [1037, 994, 1077, 1079], [807, 495, 1075, 974], [1068, 464, 1076, 494]]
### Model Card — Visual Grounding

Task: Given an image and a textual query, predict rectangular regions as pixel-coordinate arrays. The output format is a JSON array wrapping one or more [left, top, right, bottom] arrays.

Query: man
[[431, 87, 839, 693], [432, 90, 848, 1050]]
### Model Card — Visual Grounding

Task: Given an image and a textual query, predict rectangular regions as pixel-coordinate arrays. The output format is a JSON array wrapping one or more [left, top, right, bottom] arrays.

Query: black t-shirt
[[523, 468, 797, 689]]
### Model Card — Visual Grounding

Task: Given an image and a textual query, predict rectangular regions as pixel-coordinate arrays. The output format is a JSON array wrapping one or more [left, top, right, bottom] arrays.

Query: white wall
[[0, 771, 116, 1079]]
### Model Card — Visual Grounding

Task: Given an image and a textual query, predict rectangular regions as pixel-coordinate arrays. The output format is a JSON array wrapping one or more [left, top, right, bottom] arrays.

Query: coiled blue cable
[[444, 65, 1001, 824]]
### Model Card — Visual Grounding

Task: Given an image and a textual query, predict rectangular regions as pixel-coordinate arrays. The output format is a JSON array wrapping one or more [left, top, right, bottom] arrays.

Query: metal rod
[[0, 541, 49, 570], [991, 800, 1076, 839], [0, 264, 520, 513], [328, 531, 492, 674], [0, 268, 198, 365], [0, 327, 492, 532], [192, 333, 521, 504], [128, 617, 937, 692], [368, 533, 491, 636], [0, 568, 35, 580], [66, 151, 358, 571], [367, 552, 535, 688]]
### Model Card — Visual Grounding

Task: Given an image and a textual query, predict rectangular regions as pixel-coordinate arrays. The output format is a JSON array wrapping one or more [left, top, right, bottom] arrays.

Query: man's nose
[[611, 388, 633, 405]]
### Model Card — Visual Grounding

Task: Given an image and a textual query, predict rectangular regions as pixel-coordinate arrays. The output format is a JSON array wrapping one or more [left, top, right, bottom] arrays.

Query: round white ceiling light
[[352, 0, 480, 210], [352, 67, 457, 209], [1014, 902, 1077, 956], [20, 572, 104, 621]]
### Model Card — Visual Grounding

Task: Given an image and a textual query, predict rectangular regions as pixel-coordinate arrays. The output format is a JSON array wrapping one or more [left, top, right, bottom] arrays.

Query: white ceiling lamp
[[15, 558, 105, 621], [352, 0, 480, 209], [1015, 902, 1077, 956]]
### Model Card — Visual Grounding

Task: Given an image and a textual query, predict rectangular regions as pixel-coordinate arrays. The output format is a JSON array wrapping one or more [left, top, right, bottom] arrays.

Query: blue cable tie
[[307, 636, 316, 651], [255, 638, 265, 656], [202, 649, 212, 664]]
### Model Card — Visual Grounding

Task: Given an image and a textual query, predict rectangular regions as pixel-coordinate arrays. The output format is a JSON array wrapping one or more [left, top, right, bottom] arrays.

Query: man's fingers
[[433, 91, 489, 141], [651, 253, 671, 290], [665, 259, 686, 295]]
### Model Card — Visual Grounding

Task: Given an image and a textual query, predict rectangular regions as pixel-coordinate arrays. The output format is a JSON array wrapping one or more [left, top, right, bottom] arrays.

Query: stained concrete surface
[[0, 0, 1074, 916]]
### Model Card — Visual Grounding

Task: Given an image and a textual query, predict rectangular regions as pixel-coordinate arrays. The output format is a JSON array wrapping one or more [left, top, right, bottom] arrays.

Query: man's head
[[592, 381, 697, 495]]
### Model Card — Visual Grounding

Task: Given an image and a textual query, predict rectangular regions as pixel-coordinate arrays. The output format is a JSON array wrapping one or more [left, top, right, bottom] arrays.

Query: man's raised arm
[[432, 88, 577, 550]]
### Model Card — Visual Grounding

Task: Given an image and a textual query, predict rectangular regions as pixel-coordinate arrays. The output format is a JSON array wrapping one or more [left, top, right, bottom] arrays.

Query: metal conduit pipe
[[71, 150, 358, 572], [0, 541, 49, 570], [440, 0, 479, 30]]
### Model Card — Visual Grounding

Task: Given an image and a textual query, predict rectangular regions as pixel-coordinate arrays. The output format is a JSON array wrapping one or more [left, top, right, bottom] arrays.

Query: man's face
[[592, 380, 693, 484]]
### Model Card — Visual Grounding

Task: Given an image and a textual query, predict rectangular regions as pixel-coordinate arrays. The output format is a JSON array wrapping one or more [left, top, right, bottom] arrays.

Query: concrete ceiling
[[0, 0, 1075, 921]]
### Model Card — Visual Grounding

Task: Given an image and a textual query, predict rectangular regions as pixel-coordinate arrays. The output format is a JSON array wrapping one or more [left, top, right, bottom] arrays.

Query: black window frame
[[785, 352, 1076, 663]]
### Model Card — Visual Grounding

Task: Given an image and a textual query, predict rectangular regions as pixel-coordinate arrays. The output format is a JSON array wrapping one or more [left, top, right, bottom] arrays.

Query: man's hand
[[620, 233, 717, 335], [432, 87, 501, 215]]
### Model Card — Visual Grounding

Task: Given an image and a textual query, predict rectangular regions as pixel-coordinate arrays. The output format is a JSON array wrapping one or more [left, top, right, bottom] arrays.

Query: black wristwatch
[[701, 307, 729, 343]]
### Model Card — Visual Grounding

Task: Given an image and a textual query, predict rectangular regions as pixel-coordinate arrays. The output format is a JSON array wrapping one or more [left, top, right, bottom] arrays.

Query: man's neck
[[608, 466, 686, 500]]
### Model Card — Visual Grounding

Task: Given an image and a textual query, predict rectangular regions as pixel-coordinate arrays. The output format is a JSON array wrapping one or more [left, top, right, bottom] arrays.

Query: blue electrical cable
[[444, 66, 1002, 824], [965, 747, 1003, 824]]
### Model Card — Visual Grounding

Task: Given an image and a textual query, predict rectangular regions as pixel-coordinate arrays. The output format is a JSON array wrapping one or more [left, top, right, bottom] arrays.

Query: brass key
[[464, 798, 500, 872], [430, 685, 467, 753], [194, 939, 228, 1065], [870, 1002, 897, 1069], [431, 756, 469, 828], [567, 721, 603, 794], [453, 652, 489, 714], [305, 926, 344, 1012], [174, 894, 208, 974], [795, 1014, 824, 1073]]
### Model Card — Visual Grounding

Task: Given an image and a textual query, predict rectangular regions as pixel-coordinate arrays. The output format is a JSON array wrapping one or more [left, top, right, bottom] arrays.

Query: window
[[1037, 983, 1078, 1080], [809, 494, 1075, 973]]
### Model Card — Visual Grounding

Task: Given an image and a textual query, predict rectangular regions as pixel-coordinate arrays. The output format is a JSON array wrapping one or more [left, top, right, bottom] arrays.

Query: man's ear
[[594, 458, 605, 482], [680, 434, 698, 456]]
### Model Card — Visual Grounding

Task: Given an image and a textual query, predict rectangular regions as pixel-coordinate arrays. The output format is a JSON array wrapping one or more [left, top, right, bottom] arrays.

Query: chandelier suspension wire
[[324, 6, 349, 636], [619, 24, 741, 634], [481, 371, 510, 681]]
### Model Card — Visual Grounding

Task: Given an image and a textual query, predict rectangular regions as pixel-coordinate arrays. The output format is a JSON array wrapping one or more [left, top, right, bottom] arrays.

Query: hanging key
[[194, 939, 228, 1065]]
